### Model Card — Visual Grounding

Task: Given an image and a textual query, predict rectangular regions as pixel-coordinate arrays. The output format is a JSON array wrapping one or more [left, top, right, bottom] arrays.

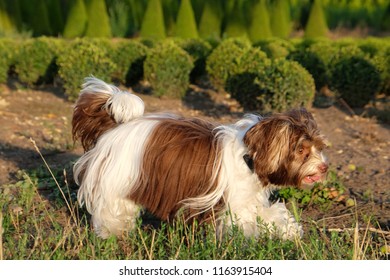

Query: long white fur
[[74, 77, 303, 239]]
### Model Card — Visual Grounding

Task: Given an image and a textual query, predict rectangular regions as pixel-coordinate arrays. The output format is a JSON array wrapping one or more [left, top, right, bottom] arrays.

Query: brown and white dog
[[73, 77, 328, 240]]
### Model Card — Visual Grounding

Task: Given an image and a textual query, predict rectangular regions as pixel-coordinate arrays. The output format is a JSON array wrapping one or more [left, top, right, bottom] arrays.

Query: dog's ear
[[243, 109, 310, 184]]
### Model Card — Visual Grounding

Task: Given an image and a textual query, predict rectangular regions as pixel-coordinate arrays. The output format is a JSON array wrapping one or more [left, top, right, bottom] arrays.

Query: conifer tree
[[162, 0, 179, 36], [5, 0, 22, 31], [175, 0, 198, 38], [30, 0, 52, 36], [224, 0, 248, 38], [248, 0, 272, 43], [85, 0, 112, 37], [140, 0, 166, 39], [270, 0, 291, 38], [191, 0, 205, 26], [63, 0, 88, 38], [0, 0, 15, 35], [198, 0, 222, 40], [304, 0, 328, 38], [47, 0, 64, 36]]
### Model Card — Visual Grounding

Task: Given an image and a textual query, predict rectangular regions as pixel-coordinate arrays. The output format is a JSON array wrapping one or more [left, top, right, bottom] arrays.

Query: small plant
[[57, 38, 116, 101], [276, 171, 348, 207], [144, 41, 193, 98]]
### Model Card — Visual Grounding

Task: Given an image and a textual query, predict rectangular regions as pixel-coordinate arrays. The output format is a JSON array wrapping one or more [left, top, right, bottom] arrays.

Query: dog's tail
[[72, 77, 145, 151]]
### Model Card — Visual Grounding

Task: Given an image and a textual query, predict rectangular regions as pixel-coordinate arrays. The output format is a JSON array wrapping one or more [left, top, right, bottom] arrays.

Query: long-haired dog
[[72, 77, 328, 240]]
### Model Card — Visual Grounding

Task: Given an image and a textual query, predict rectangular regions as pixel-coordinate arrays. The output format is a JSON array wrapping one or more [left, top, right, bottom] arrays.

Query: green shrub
[[14, 37, 61, 85], [330, 48, 381, 108], [63, 0, 88, 38], [144, 41, 193, 98], [228, 57, 315, 112], [174, 38, 212, 81], [85, 0, 112, 38], [174, 0, 198, 39], [288, 40, 335, 90], [110, 39, 148, 85], [140, 0, 166, 40], [206, 38, 251, 90], [254, 38, 295, 59], [226, 47, 271, 110], [0, 39, 16, 83], [57, 38, 116, 101], [304, 0, 328, 39], [248, 0, 272, 43]]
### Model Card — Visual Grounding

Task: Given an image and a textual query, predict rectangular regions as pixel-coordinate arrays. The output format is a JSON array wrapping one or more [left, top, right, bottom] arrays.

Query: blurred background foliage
[[0, 0, 388, 40]]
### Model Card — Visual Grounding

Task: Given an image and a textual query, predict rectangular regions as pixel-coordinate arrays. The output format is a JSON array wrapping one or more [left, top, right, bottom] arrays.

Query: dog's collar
[[243, 154, 254, 172]]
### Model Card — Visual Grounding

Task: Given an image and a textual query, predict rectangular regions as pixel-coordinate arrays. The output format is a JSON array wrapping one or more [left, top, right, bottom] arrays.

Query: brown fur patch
[[129, 117, 222, 221], [72, 93, 118, 151]]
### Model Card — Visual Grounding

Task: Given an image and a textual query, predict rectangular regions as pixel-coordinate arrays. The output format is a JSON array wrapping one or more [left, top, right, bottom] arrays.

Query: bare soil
[[0, 82, 389, 232]]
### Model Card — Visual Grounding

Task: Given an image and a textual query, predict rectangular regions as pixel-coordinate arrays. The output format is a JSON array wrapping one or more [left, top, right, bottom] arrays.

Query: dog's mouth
[[302, 174, 322, 185]]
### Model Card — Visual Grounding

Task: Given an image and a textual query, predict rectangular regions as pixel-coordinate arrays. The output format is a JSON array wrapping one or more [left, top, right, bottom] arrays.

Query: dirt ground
[[0, 82, 389, 232]]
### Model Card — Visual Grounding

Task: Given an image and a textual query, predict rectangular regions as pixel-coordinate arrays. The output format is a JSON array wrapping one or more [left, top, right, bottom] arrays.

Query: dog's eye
[[298, 148, 304, 154]]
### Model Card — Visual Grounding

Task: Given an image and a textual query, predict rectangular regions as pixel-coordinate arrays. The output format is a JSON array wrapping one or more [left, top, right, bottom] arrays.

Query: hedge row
[[0, 37, 389, 111]]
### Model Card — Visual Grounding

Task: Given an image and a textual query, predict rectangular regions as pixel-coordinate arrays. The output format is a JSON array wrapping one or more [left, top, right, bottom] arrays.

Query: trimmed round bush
[[144, 41, 193, 98], [206, 38, 252, 90], [330, 53, 381, 108], [228, 57, 315, 112], [14, 37, 61, 85], [254, 38, 295, 59], [110, 40, 148, 85], [174, 38, 212, 81], [0, 39, 16, 83], [58, 38, 116, 101], [288, 40, 336, 90]]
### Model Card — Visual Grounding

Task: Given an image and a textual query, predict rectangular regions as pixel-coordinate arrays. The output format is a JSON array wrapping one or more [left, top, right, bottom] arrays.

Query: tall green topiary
[[144, 40, 193, 98], [224, 0, 248, 38], [63, 0, 88, 38], [304, 0, 328, 39], [175, 0, 198, 38], [270, 0, 291, 39], [29, 0, 52, 36], [0, 0, 17, 35], [140, 0, 166, 39], [85, 0, 112, 37], [5, 0, 22, 31], [198, 0, 222, 41], [47, 0, 64, 36], [248, 0, 272, 43]]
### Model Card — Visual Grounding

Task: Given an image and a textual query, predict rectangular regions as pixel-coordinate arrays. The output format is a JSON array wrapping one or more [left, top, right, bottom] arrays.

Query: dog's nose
[[319, 163, 328, 174]]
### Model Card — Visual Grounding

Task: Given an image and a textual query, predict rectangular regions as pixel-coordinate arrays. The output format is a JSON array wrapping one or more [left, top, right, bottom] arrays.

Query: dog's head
[[244, 108, 328, 187]]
